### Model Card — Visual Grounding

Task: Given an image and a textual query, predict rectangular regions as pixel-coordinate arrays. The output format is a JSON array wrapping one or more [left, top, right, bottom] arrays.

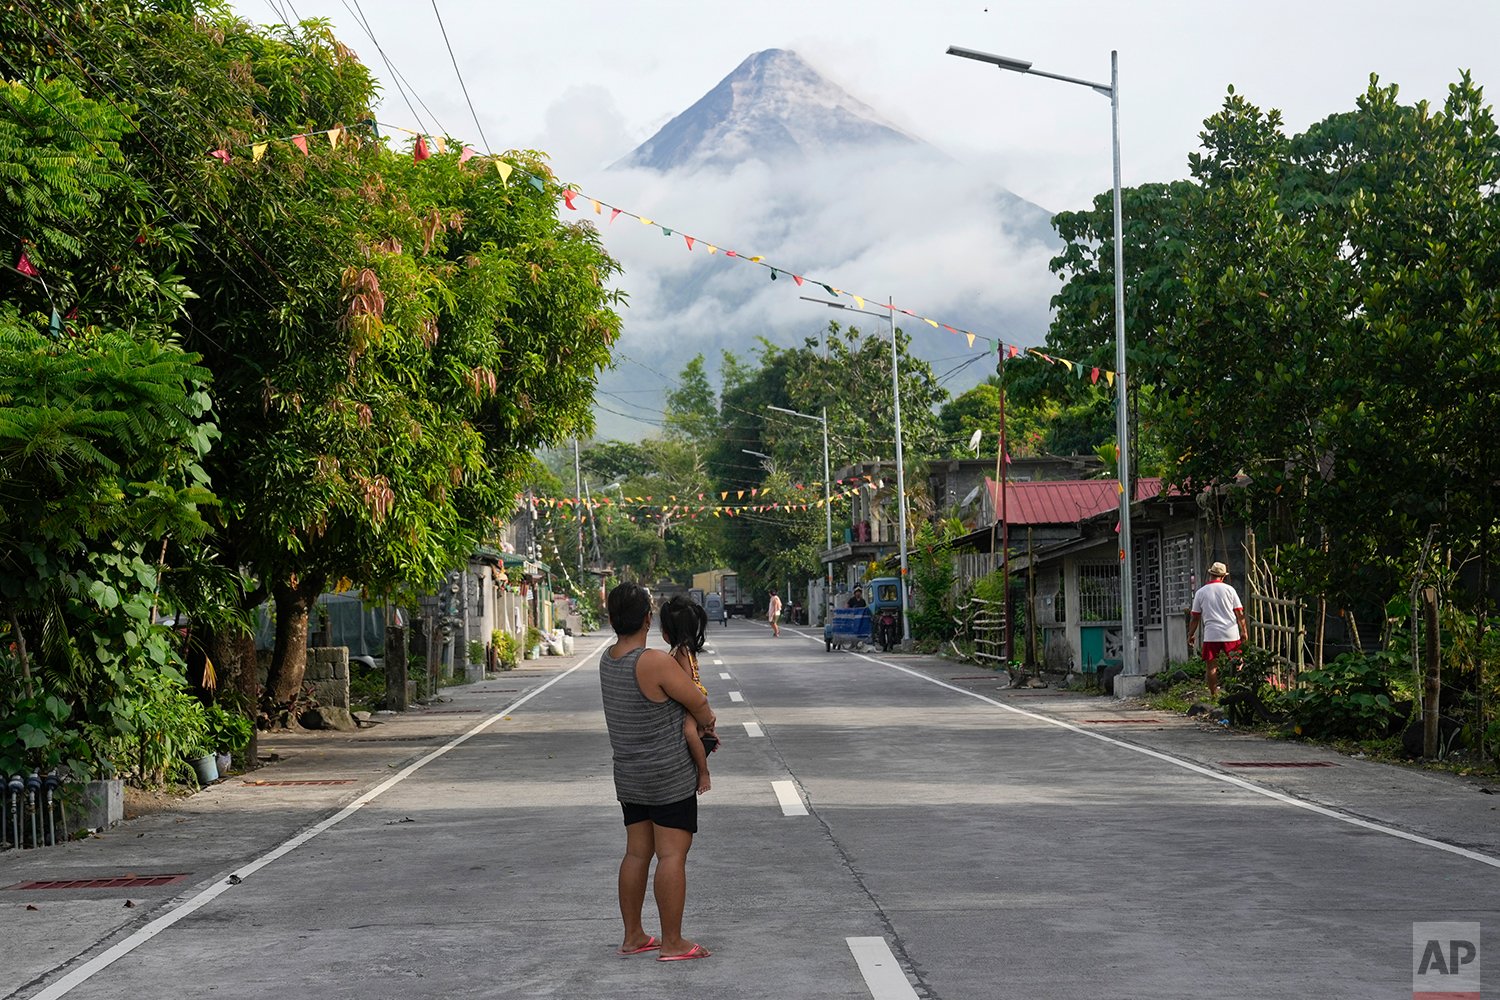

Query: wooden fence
[[1243, 530, 1307, 687]]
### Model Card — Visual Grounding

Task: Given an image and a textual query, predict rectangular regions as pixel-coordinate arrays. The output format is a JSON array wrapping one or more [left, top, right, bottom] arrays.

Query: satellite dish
[[960, 485, 981, 507], [968, 428, 983, 454]]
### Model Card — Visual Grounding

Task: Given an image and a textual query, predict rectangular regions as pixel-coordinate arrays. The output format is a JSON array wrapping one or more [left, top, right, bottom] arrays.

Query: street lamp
[[768, 404, 833, 625], [800, 295, 911, 645], [945, 44, 1138, 683]]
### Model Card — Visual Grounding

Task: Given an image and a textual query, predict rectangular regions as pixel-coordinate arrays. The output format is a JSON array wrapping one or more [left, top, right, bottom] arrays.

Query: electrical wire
[[429, 0, 490, 153], [341, 0, 432, 137]]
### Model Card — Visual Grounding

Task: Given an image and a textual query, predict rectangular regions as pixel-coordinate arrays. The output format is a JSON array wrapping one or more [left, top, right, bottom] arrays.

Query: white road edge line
[[772, 780, 808, 816], [847, 937, 919, 1000], [778, 625, 1500, 871], [743, 722, 764, 738], [719, 672, 732, 680], [27, 639, 612, 1000], [728, 691, 745, 703]]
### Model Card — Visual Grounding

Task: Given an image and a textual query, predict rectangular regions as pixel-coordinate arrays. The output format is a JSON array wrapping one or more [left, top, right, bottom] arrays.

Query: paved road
[[7, 620, 1498, 999]]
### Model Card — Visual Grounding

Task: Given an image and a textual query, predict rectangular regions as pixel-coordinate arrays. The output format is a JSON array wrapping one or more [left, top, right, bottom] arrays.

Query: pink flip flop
[[618, 935, 660, 956], [657, 944, 711, 962]]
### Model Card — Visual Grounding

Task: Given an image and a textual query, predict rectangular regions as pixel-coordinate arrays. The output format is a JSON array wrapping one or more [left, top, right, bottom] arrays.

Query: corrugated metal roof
[[984, 477, 1163, 525]]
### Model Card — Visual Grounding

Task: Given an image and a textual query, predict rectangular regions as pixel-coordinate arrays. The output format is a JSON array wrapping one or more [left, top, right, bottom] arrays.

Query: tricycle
[[824, 606, 871, 651], [867, 576, 903, 652]]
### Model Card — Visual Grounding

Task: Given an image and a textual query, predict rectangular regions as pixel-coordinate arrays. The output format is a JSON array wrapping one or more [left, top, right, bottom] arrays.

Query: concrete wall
[[305, 646, 350, 710]]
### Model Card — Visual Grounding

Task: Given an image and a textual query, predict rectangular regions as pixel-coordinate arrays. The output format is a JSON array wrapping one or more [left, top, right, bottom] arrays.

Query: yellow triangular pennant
[[924, 318, 939, 328], [252, 142, 268, 162], [433, 136, 448, 154], [328, 126, 342, 149], [496, 160, 513, 183], [854, 295, 865, 309], [966, 333, 975, 348], [1105, 370, 1116, 387]]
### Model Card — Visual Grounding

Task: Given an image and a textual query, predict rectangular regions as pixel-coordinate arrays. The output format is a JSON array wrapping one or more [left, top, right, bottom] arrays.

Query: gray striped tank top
[[599, 645, 698, 805]]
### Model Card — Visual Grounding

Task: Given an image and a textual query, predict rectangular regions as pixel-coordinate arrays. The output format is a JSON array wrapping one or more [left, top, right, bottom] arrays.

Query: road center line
[[719, 672, 732, 680], [771, 780, 808, 816], [819, 642, 1500, 871], [743, 722, 764, 738], [27, 639, 611, 1000], [712, 658, 723, 665], [847, 937, 919, 1000], [728, 691, 744, 703]]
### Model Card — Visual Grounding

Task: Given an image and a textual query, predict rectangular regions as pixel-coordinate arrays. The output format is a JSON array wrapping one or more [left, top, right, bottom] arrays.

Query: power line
[[429, 0, 490, 153], [341, 0, 431, 137]]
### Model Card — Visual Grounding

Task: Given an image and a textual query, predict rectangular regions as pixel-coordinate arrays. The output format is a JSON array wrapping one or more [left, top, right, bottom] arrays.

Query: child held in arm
[[659, 596, 719, 794]]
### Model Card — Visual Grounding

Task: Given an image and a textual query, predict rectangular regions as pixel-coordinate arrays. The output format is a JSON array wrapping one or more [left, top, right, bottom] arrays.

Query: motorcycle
[[875, 607, 900, 651]]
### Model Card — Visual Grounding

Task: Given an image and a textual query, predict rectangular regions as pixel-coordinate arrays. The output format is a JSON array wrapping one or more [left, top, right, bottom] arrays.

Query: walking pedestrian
[[599, 583, 716, 962], [1186, 561, 1249, 699], [768, 591, 782, 637]]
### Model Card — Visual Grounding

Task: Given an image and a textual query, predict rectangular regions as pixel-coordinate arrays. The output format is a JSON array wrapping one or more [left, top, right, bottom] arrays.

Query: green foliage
[[203, 699, 253, 758], [1281, 652, 1405, 740], [911, 520, 960, 641], [491, 629, 518, 670], [526, 625, 543, 651], [112, 669, 210, 785], [467, 638, 486, 666], [938, 378, 1054, 460]]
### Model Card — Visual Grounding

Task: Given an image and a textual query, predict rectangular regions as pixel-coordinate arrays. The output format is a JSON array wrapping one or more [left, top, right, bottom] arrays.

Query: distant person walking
[[599, 583, 716, 962], [1186, 561, 1249, 699], [768, 592, 783, 637]]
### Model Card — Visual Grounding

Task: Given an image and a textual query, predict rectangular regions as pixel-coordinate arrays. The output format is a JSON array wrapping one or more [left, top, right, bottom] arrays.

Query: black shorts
[[620, 793, 698, 833]]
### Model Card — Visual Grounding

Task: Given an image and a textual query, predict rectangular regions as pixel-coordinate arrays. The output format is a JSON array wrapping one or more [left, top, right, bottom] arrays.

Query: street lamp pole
[[945, 44, 1138, 682], [799, 296, 912, 646], [767, 404, 833, 626]]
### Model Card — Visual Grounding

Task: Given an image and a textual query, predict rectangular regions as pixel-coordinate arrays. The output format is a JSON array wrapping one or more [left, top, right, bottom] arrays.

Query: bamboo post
[[1422, 586, 1441, 759]]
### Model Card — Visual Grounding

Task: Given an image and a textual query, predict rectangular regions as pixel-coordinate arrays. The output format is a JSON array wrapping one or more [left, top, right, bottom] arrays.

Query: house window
[[1133, 533, 1163, 628], [1163, 533, 1196, 616], [1078, 563, 1121, 622]]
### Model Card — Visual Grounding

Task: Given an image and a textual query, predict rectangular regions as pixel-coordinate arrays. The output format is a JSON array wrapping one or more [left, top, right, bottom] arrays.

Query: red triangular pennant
[[460, 145, 476, 164], [793, 275, 804, 286], [1090, 367, 1100, 384], [684, 236, 695, 251], [210, 148, 230, 164], [562, 189, 578, 210], [15, 251, 40, 277], [609, 208, 622, 224], [292, 134, 309, 156], [413, 135, 430, 161]]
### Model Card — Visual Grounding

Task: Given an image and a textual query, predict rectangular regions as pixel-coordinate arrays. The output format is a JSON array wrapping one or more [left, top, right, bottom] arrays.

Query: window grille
[[1078, 563, 1121, 623], [1133, 533, 1163, 628], [1162, 534, 1196, 616]]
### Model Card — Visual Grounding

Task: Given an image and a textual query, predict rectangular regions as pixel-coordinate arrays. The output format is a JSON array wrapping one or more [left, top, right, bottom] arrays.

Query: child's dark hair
[[659, 595, 707, 654], [607, 582, 652, 635]]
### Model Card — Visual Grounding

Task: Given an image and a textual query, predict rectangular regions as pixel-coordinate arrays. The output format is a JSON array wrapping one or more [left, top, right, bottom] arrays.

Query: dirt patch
[[123, 785, 195, 821]]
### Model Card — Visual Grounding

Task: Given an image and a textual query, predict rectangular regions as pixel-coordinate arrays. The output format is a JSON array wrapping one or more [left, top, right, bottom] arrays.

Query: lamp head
[[945, 45, 1033, 73]]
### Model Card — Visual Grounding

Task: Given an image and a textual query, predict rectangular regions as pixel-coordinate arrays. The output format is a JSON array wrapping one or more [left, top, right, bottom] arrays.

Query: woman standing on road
[[599, 583, 717, 962]]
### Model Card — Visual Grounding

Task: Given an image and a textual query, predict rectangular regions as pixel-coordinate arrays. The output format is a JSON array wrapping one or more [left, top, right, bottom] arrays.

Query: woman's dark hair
[[659, 595, 707, 655], [607, 582, 652, 636]]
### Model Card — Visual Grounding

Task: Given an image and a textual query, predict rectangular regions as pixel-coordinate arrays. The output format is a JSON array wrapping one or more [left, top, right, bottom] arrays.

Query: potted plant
[[204, 701, 253, 775], [525, 625, 543, 660], [491, 629, 518, 671], [188, 738, 219, 785]]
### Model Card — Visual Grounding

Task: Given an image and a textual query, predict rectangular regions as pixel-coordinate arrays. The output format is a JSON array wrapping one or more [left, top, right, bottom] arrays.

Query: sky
[[235, 1, 1500, 439], [243, 1, 1500, 210]]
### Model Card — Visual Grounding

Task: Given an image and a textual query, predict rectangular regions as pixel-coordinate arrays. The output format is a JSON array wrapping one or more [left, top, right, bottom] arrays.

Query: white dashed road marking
[[719, 672, 732, 680], [847, 937, 919, 999], [743, 722, 764, 738], [728, 691, 744, 703], [771, 780, 808, 816], [712, 658, 723, 665]]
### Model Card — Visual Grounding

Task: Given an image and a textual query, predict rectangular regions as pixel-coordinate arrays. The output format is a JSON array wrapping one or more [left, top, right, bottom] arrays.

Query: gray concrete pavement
[[2, 621, 1497, 999]]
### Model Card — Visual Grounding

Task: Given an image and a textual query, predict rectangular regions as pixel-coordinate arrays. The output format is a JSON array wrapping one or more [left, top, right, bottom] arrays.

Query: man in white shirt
[[767, 592, 782, 637], [1186, 561, 1249, 699]]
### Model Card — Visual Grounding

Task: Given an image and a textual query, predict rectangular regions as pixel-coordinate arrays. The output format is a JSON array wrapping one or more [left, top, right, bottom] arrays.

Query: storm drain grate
[[418, 708, 484, 714], [242, 779, 356, 787], [356, 735, 440, 743], [1220, 761, 1339, 769], [949, 676, 1008, 681], [10, 874, 187, 890], [1081, 719, 1169, 724]]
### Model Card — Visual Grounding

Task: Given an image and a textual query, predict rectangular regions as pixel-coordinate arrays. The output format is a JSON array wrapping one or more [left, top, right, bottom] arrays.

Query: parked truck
[[691, 569, 753, 619]]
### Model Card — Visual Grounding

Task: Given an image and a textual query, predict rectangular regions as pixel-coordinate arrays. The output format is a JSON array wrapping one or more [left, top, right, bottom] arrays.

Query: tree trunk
[[264, 576, 323, 714], [1422, 586, 1441, 759], [208, 625, 260, 769]]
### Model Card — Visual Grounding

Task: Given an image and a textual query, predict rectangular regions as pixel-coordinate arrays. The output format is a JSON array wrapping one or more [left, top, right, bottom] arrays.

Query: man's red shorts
[[1202, 640, 1242, 662]]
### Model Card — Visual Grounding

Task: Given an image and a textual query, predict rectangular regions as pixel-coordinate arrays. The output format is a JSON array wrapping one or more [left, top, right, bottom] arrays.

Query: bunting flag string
[[204, 116, 1117, 386]]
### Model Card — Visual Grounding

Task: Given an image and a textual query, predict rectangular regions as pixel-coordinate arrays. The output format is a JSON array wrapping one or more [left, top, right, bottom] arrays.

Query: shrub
[[491, 630, 518, 670], [1282, 651, 1404, 740], [204, 700, 254, 758], [526, 625, 544, 651]]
